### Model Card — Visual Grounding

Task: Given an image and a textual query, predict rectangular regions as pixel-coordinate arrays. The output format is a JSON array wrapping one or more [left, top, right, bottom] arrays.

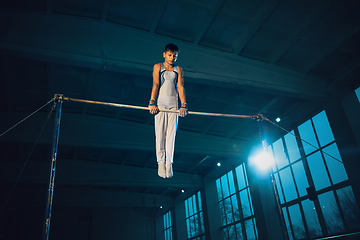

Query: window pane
[[220, 201, 226, 226], [337, 186, 360, 229], [222, 174, 230, 198], [248, 190, 254, 215], [279, 167, 298, 202], [231, 194, 240, 222], [273, 138, 289, 169], [274, 172, 285, 204], [228, 225, 236, 240], [223, 227, 229, 240], [307, 152, 331, 190], [228, 171, 236, 195], [217, 178, 223, 200], [312, 111, 335, 147], [200, 211, 205, 233], [283, 208, 294, 240], [190, 218, 194, 238], [236, 164, 246, 190], [240, 189, 251, 218], [189, 197, 194, 216], [193, 195, 197, 215], [236, 222, 243, 240], [292, 161, 309, 197], [194, 214, 199, 236], [168, 212, 171, 227], [301, 199, 322, 238], [318, 191, 345, 234], [245, 219, 256, 240], [186, 218, 191, 238], [185, 199, 190, 218], [284, 131, 301, 162], [224, 197, 233, 224], [243, 164, 249, 187], [356, 87, 360, 102], [323, 143, 348, 184], [198, 191, 202, 211], [298, 120, 318, 155], [288, 204, 306, 239]]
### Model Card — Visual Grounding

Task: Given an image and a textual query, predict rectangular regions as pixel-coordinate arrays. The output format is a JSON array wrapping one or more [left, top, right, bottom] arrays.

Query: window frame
[[216, 163, 258, 240], [164, 210, 173, 240], [270, 110, 360, 239], [185, 191, 205, 240]]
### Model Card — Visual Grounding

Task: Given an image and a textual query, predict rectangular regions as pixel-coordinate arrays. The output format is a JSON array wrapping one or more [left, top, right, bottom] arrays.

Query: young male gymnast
[[149, 43, 188, 178]]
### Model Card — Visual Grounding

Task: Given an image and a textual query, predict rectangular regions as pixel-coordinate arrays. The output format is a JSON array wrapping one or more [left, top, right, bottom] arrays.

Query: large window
[[271, 110, 360, 239], [185, 191, 205, 240], [164, 211, 172, 240], [216, 163, 258, 240]]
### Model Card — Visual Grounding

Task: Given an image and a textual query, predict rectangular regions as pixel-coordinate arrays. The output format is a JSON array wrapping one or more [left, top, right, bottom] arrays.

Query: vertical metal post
[[42, 94, 63, 240], [256, 117, 290, 240]]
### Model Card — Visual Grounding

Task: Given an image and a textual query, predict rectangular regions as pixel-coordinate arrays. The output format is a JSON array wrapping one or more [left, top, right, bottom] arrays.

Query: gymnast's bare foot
[[166, 164, 173, 178], [158, 164, 166, 178]]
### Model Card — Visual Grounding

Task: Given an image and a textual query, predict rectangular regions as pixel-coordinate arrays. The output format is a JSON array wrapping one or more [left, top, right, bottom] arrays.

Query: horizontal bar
[[62, 96, 257, 119]]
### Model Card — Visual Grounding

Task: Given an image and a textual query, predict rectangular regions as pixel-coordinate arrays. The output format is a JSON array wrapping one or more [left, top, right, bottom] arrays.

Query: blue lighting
[[249, 150, 274, 172]]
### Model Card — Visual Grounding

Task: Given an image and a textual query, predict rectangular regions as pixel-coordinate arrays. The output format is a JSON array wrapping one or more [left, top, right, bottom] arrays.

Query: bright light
[[181, 189, 185, 193], [217, 162, 221, 167], [276, 117, 281, 122], [160, 206, 163, 209], [249, 150, 275, 172]]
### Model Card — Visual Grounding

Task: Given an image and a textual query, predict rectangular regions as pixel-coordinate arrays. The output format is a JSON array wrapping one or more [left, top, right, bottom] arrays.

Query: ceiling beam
[[269, 0, 337, 64], [303, 17, 360, 73], [233, 0, 281, 54], [192, 0, 226, 44], [148, 0, 169, 33], [0, 8, 331, 100], [100, 0, 111, 23]]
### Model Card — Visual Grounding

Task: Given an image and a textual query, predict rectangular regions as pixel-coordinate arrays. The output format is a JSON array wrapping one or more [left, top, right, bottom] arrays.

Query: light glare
[[217, 162, 221, 167], [250, 150, 275, 172], [276, 117, 281, 122]]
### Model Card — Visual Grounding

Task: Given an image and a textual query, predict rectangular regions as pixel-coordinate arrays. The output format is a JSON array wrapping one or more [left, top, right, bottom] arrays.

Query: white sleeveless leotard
[[157, 63, 178, 109]]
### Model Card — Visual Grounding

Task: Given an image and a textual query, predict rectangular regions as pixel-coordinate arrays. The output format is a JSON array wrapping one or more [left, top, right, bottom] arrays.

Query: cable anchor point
[[254, 114, 266, 122], [53, 94, 64, 102]]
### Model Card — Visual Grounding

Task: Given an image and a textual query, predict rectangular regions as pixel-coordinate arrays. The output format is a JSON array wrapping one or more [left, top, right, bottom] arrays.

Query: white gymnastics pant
[[154, 110, 178, 165]]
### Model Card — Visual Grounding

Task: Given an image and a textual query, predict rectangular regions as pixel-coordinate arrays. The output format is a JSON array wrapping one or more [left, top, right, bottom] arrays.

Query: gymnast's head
[[163, 43, 179, 64]]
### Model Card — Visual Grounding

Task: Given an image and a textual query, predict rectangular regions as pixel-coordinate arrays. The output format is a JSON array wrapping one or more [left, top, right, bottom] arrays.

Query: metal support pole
[[42, 94, 63, 240], [257, 117, 290, 240]]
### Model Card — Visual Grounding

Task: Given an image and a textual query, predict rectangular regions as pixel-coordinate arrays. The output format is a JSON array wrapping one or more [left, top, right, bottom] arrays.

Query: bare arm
[[149, 63, 161, 114], [177, 66, 187, 117]]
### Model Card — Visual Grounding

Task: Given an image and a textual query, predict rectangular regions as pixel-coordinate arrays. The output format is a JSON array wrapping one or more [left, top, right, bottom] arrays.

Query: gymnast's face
[[163, 50, 178, 65]]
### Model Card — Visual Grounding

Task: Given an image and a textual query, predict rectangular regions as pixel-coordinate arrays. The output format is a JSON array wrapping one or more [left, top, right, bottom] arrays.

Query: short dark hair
[[164, 43, 179, 53]]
